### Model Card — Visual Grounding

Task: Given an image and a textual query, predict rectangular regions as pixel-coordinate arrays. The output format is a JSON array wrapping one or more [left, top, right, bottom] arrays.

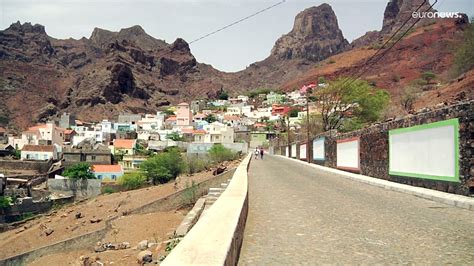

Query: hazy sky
[[1, 0, 472, 72]]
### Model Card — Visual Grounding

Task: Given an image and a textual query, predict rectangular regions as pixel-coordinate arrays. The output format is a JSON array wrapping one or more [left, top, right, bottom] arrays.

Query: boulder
[[136, 250, 153, 264], [138, 240, 149, 251]]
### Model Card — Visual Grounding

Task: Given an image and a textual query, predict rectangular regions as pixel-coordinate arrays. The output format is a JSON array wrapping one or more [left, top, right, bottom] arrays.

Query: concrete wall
[[47, 179, 101, 200], [279, 101, 474, 195], [162, 154, 251, 266]]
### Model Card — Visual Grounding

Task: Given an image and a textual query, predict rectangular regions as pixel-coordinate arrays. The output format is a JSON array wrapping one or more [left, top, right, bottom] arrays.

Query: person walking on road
[[260, 147, 264, 160], [254, 148, 259, 160]]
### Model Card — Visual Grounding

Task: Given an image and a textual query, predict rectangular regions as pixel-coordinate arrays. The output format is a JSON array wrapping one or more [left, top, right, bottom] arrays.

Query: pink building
[[176, 102, 193, 127]]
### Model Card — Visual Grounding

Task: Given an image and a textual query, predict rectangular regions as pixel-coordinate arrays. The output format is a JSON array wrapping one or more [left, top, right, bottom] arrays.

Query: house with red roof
[[111, 139, 137, 155], [92, 164, 124, 181]]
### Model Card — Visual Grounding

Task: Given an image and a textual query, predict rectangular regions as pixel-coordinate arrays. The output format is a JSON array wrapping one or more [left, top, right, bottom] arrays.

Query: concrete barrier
[[162, 154, 252, 266]]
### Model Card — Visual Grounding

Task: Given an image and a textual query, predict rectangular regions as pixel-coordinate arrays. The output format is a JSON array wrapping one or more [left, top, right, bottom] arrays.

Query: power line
[[189, 0, 286, 44], [340, 0, 438, 90], [334, 0, 431, 91]]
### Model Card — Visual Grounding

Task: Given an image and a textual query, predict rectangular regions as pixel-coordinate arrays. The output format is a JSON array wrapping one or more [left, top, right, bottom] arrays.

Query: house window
[[112, 175, 117, 180], [98, 175, 102, 179], [92, 155, 96, 161]]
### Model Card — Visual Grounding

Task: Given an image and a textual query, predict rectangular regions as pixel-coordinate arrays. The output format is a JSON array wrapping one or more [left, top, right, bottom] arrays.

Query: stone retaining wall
[[278, 101, 473, 195]]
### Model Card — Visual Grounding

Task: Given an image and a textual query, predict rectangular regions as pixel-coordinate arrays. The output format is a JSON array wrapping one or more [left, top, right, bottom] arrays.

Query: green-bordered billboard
[[389, 118, 459, 182]]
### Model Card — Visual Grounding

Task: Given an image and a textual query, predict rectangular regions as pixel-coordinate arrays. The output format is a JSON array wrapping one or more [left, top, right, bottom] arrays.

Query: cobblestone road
[[239, 155, 474, 265]]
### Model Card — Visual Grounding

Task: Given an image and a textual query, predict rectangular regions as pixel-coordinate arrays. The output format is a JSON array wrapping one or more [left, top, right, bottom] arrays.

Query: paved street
[[239, 155, 474, 265]]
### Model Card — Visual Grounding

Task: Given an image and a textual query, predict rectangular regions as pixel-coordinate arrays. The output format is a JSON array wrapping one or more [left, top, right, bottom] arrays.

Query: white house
[[194, 122, 234, 144], [21, 144, 58, 160], [225, 106, 242, 116], [10, 122, 65, 149], [138, 112, 165, 131]]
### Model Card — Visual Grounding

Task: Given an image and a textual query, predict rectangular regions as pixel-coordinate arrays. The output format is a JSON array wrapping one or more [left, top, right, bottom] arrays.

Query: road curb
[[276, 155, 474, 211]]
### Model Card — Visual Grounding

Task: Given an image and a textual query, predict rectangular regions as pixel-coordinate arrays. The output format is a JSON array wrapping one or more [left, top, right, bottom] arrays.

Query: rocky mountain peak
[[382, 0, 436, 34], [89, 25, 167, 50], [271, 3, 348, 61], [6, 21, 46, 34]]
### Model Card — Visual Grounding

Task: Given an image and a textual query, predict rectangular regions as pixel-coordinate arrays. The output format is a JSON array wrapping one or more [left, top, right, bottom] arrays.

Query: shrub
[[118, 172, 146, 190], [208, 144, 236, 163], [421, 71, 436, 83], [103, 187, 116, 194], [452, 21, 474, 76], [185, 156, 211, 175], [0, 196, 12, 210], [63, 163, 96, 179], [328, 59, 336, 64], [140, 148, 186, 184]]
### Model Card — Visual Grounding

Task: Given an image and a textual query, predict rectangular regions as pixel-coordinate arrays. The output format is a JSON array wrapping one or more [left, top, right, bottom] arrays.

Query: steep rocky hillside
[[0, 0, 471, 129], [0, 3, 347, 129]]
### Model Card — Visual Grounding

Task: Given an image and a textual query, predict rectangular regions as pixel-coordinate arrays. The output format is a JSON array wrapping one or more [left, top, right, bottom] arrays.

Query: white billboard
[[313, 138, 325, 160], [336, 138, 360, 171], [389, 119, 459, 182], [299, 144, 307, 159], [291, 144, 297, 158]]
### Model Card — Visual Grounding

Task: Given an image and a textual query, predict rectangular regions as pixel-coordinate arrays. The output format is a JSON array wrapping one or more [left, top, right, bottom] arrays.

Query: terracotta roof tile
[[92, 164, 123, 173], [113, 139, 136, 149]]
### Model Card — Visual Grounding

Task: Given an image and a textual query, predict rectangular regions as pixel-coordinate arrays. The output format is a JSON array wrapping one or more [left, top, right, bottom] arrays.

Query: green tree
[[162, 109, 175, 116], [317, 78, 390, 132], [453, 20, 474, 76], [62, 163, 96, 179], [140, 148, 185, 185], [204, 114, 217, 123], [118, 172, 146, 190], [217, 90, 229, 100], [208, 144, 236, 163], [166, 131, 184, 141]]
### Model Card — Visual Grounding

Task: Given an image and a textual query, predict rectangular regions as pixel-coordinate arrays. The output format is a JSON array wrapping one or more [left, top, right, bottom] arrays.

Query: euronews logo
[[412, 11, 462, 19]]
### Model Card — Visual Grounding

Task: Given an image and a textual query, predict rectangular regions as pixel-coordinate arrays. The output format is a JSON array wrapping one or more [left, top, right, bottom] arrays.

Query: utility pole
[[305, 89, 311, 163], [286, 115, 290, 157]]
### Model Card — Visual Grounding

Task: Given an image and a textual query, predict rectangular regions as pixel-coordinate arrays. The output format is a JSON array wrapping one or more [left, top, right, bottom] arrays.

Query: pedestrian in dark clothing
[[260, 147, 264, 159]]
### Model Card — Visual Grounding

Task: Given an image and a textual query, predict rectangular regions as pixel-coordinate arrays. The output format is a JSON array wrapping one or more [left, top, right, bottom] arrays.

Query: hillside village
[[0, 86, 323, 220]]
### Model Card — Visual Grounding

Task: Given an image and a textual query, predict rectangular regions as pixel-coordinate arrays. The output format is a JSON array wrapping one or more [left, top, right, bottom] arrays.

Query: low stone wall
[[162, 154, 252, 266], [131, 169, 236, 215], [279, 101, 473, 195], [47, 179, 102, 200], [1, 221, 111, 266]]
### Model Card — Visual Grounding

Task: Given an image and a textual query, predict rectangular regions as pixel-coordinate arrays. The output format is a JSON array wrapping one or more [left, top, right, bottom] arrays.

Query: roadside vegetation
[[452, 19, 474, 76], [115, 145, 238, 191], [316, 78, 390, 132]]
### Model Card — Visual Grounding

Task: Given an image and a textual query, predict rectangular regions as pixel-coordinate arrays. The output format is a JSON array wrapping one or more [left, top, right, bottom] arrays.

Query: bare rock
[[43, 228, 54, 236], [137, 240, 149, 251], [136, 250, 153, 264]]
